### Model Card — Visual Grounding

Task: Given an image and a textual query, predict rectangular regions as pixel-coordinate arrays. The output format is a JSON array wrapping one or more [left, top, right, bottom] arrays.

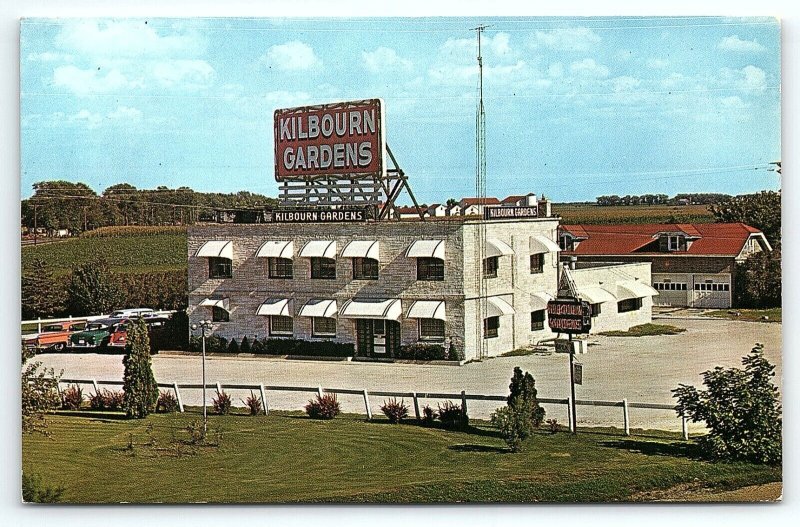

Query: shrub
[[250, 338, 265, 354], [122, 319, 159, 419], [546, 418, 560, 434], [491, 401, 535, 452], [212, 390, 232, 415], [397, 343, 446, 360], [264, 338, 354, 357], [22, 473, 65, 503], [507, 367, 546, 427], [447, 344, 465, 362], [156, 390, 180, 413], [380, 398, 409, 423], [305, 393, 340, 419], [61, 384, 83, 410], [240, 336, 251, 353], [89, 389, 125, 411], [673, 343, 782, 465], [227, 338, 240, 354], [437, 400, 467, 430], [21, 347, 61, 435], [421, 405, 436, 426], [242, 391, 263, 415]]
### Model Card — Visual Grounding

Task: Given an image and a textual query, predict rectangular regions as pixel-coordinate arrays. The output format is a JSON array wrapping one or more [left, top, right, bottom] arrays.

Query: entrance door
[[355, 319, 401, 357]]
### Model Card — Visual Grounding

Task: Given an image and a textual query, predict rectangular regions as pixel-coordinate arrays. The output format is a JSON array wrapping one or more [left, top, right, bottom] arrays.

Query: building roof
[[501, 193, 535, 205], [460, 197, 501, 206], [395, 206, 423, 215], [559, 222, 767, 257]]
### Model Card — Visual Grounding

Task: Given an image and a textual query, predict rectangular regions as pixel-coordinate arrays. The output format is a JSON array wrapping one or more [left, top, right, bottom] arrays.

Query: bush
[[447, 344, 465, 362], [673, 343, 782, 465], [546, 418, 560, 434], [397, 343, 446, 360], [89, 389, 125, 411], [263, 338, 354, 358], [305, 393, 340, 419], [21, 347, 61, 435], [421, 405, 436, 426], [22, 473, 65, 503], [61, 384, 83, 410], [240, 336, 251, 353], [507, 367, 546, 427], [380, 398, 409, 423], [251, 338, 265, 354], [437, 400, 467, 429], [491, 401, 535, 452], [242, 391, 263, 415], [212, 390, 232, 415], [227, 338, 240, 354], [156, 390, 180, 413], [734, 248, 781, 308]]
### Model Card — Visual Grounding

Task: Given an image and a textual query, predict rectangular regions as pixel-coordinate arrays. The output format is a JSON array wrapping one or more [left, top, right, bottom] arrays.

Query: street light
[[190, 320, 213, 438]]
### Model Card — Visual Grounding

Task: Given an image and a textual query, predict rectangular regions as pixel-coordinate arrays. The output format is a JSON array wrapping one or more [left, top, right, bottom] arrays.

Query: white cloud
[[55, 20, 205, 58], [439, 32, 514, 64], [26, 51, 73, 62], [548, 62, 564, 78], [151, 60, 215, 88], [647, 58, 669, 69], [362, 47, 412, 73], [262, 41, 321, 71], [610, 76, 641, 93], [68, 109, 103, 129], [569, 58, 610, 78], [720, 96, 746, 108], [531, 28, 601, 52], [107, 105, 142, 121], [53, 65, 135, 96], [740, 65, 767, 91], [262, 90, 313, 108], [717, 35, 765, 53]]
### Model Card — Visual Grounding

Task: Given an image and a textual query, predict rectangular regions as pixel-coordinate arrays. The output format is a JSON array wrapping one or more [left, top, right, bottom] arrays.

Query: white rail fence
[[22, 311, 178, 334], [57, 377, 690, 439]]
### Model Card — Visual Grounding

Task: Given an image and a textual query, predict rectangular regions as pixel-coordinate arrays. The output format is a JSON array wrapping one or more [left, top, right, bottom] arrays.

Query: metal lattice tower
[[473, 24, 489, 360]]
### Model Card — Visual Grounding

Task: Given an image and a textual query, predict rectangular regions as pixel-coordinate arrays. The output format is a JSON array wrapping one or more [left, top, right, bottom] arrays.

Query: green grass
[[500, 347, 550, 357], [22, 412, 780, 503], [599, 323, 687, 337], [22, 232, 187, 276], [706, 308, 782, 323]]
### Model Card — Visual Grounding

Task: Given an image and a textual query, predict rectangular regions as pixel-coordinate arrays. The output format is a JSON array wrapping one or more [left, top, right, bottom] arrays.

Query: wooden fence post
[[173, 382, 184, 413], [216, 382, 222, 395], [259, 384, 268, 416], [91, 379, 99, 396], [460, 390, 468, 420], [412, 392, 421, 420], [622, 398, 630, 436], [37, 318, 42, 333], [681, 414, 689, 440], [567, 396, 575, 433], [318, 385, 324, 398], [363, 389, 372, 420]]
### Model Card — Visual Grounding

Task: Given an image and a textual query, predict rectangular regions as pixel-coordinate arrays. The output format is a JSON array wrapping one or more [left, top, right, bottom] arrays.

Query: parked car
[[108, 316, 171, 349], [109, 308, 154, 319], [68, 318, 123, 350], [22, 320, 86, 353]]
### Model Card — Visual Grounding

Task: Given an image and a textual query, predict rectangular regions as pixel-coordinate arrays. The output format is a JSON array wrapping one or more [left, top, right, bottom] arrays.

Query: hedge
[[190, 336, 354, 358]]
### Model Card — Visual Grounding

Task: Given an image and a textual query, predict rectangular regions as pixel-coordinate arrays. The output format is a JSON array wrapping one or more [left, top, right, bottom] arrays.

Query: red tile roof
[[460, 197, 501, 206], [559, 223, 764, 257]]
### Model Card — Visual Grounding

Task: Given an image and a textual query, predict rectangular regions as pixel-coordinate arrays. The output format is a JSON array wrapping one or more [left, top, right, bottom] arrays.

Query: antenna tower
[[473, 24, 490, 360]]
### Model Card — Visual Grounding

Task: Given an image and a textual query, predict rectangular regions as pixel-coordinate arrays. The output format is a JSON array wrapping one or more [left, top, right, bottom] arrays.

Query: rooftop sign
[[484, 205, 538, 220], [274, 99, 386, 181]]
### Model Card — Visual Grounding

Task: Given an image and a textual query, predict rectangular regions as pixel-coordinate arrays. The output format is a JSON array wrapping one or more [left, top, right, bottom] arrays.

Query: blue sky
[[20, 16, 781, 203]]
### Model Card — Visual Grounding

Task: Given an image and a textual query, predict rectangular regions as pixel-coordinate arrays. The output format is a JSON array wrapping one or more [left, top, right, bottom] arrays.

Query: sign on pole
[[547, 298, 592, 334], [554, 338, 574, 354], [573, 362, 583, 385]]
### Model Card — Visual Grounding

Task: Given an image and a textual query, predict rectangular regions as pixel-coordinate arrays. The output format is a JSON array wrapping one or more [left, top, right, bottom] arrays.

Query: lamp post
[[191, 320, 213, 437]]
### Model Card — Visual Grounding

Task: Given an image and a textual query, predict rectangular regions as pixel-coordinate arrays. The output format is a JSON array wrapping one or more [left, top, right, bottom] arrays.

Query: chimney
[[525, 193, 537, 206], [538, 196, 551, 217], [569, 256, 577, 270]]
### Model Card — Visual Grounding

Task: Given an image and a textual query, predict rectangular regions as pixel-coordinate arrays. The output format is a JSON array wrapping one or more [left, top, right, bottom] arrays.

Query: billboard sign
[[274, 99, 386, 181], [269, 207, 371, 223], [547, 298, 592, 334], [483, 206, 538, 220]]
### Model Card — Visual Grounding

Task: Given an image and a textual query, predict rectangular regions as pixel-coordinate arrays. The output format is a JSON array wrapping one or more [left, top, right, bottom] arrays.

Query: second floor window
[[483, 257, 499, 279], [417, 257, 444, 281], [208, 257, 232, 279], [310, 258, 336, 279], [268, 257, 293, 279], [530, 253, 544, 274], [352, 258, 379, 280], [559, 234, 575, 251]]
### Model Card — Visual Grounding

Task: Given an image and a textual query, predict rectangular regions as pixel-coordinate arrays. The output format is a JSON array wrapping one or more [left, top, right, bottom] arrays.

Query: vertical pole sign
[[548, 297, 592, 434]]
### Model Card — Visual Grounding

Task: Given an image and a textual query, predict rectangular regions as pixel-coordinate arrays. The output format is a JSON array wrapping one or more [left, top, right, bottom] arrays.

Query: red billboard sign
[[547, 298, 592, 334], [274, 99, 386, 181]]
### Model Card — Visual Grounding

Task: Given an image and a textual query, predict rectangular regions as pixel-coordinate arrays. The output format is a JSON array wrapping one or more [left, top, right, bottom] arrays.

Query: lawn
[[706, 308, 782, 323], [599, 324, 687, 337], [22, 412, 780, 503]]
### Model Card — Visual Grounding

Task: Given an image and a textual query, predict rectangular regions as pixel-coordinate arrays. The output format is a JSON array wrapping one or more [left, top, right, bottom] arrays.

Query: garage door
[[692, 274, 731, 308], [652, 274, 690, 307]]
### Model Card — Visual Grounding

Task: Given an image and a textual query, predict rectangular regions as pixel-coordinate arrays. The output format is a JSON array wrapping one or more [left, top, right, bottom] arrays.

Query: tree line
[[595, 193, 733, 206], [21, 180, 277, 235]]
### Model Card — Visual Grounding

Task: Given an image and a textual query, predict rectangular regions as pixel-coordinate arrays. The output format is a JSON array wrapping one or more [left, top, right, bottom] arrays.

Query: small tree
[[122, 319, 159, 418], [734, 247, 781, 308], [21, 258, 66, 319], [240, 336, 251, 353], [66, 258, 123, 315], [21, 347, 61, 435], [227, 338, 240, 354], [492, 400, 535, 452], [507, 367, 546, 426], [673, 343, 782, 465]]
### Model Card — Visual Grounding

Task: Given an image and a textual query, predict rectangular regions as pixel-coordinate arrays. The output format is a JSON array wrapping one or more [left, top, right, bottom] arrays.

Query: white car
[[109, 308, 154, 319]]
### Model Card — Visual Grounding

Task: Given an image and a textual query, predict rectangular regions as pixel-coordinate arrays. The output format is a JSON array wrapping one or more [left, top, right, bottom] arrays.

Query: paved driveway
[[38, 318, 781, 432]]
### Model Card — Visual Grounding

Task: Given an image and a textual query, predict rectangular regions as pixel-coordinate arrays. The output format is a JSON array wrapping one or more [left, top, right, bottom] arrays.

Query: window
[[312, 317, 336, 337], [617, 298, 642, 313], [268, 257, 293, 279], [352, 257, 378, 280], [419, 318, 445, 340], [417, 257, 444, 281], [590, 303, 602, 317], [269, 315, 293, 336], [212, 306, 229, 322], [530, 310, 545, 331], [660, 234, 685, 252], [208, 257, 232, 279], [483, 256, 499, 278], [310, 257, 336, 279], [530, 253, 544, 274], [559, 234, 575, 251], [483, 316, 500, 338]]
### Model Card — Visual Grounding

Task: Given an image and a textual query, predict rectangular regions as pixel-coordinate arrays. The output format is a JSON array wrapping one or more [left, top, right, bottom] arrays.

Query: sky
[[19, 16, 782, 203]]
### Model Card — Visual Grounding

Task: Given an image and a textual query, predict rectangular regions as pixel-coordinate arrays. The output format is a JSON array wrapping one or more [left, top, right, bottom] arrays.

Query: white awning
[[299, 240, 337, 259], [340, 299, 402, 320], [341, 240, 380, 260], [485, 238, 515, 257], [406, 300, 446, 321], [578, 287, 617, 304], [406, 240, 445, 260], [257, 240, 293, 259], [196, 240, 233, 260], [256, 298, 292, 316], [298, 299, 338, 318], [530, 235, 561, 254], [486, 296, 515, 317], [612, 280, 659, 301], [530, 292, 553, 311], [199, 297, 230, 312]]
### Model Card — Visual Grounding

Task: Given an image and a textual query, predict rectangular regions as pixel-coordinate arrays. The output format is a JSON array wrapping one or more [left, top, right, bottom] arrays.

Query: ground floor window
[[212, 306, 229, 322], [694, 282, 730, 291], [617, 298, 643, 313], [312, 317, 336, 337], [530, 310, 545, 331], [655, 282, 687, 291], [269, 315, 293, 336], [590, 303, 602, 317], [419, 318, 445, 340], [483, 316, 499, 338], [530, 253, 544, 274]]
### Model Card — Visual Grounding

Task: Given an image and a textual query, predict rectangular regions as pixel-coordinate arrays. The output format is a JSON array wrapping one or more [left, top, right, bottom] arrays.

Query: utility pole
[[473, 24, 490, 360], [33, 201, 38, 246]]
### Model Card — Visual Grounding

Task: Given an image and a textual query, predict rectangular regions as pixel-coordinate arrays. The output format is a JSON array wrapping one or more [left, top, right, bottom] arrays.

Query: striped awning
[[298, 299, 338, 318], [256, 298, 292, 316], [199, 297, 230, 312], [406, 300, 446, 321], [485, 238, 515, 257], [486, 296, 515, 317], [340, 298, 402, 320], [406, 240, 445, 260], [341, 240, 380, 260], [257, 240, 294, 259], [530, 235, 561, 254], [530, 292, 554, 311], [299, 240, 337, 259], [196, 240, 232, 260]]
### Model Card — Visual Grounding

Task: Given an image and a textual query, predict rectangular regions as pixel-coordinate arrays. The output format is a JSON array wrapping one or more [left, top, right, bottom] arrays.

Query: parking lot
[[37, 318, 782, 432]]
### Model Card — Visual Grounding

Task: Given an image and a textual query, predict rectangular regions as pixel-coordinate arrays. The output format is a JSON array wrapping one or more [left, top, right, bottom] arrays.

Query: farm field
[[22, 227, 187, 276], [553, 204, 714, 224], [22, 412, 780, 503]]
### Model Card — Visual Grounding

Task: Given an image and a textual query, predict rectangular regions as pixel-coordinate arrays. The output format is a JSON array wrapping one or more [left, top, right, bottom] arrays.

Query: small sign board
[[483, 206, 538, 220], [547, 298, 592, 334], [268, 207, 371, 223], [554, 338, 574, 354], [573, 362, 583, 385]]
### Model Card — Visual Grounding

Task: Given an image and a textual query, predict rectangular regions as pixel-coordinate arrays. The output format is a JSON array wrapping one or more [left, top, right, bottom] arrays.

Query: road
[[37, 318, 782, 432]]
